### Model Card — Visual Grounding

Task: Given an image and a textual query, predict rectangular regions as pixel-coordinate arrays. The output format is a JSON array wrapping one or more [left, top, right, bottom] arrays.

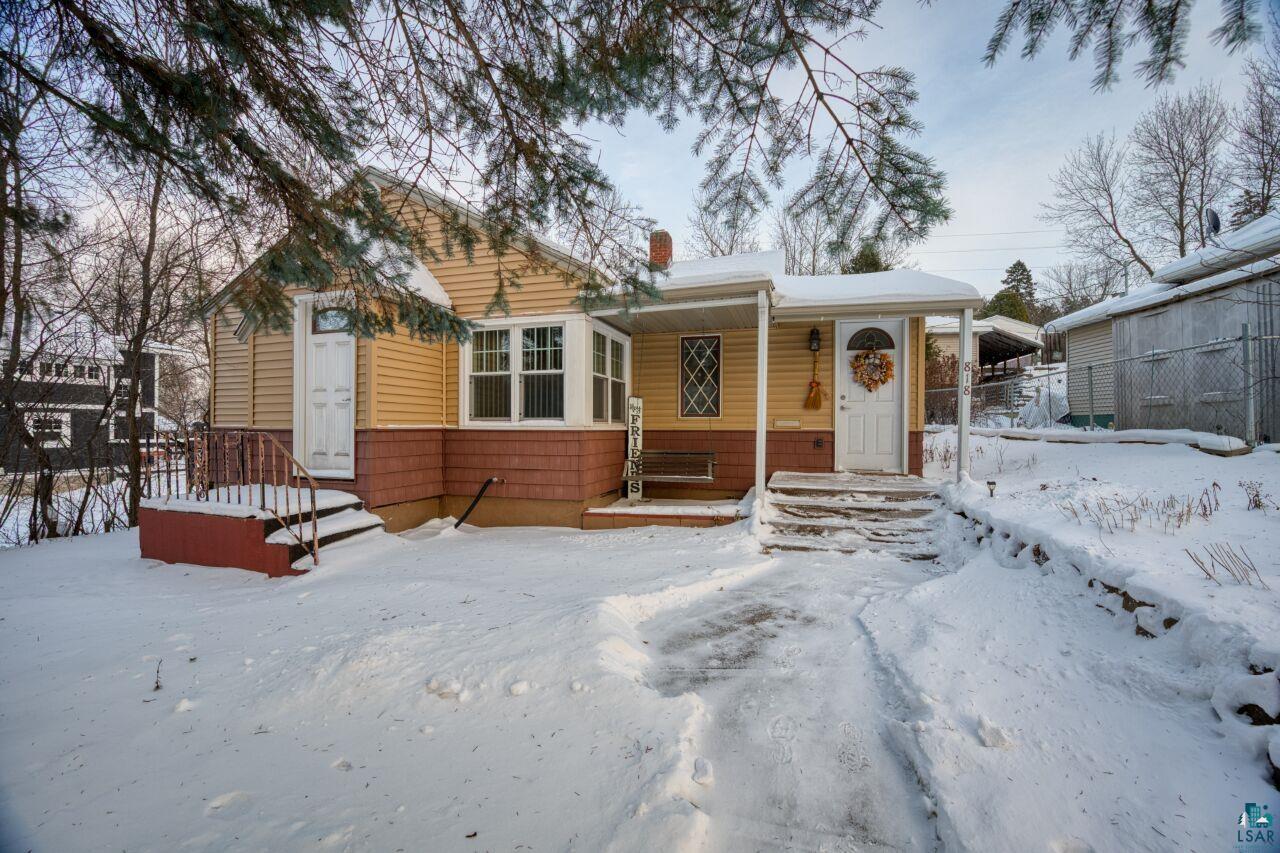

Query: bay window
[[465, 316, 628, 427]]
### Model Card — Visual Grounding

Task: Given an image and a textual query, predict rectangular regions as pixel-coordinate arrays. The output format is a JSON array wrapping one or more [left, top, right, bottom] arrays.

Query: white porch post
[[755, 289, 769, 500], [956, 307, 973, 482]]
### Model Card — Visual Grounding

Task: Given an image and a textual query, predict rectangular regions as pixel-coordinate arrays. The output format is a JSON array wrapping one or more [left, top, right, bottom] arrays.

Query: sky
[[588, 2, 1263, 297]]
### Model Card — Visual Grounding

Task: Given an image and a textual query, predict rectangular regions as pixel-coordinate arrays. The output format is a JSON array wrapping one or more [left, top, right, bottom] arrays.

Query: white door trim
[[292, 293, 357, 480], [833, 318, 907, 473]]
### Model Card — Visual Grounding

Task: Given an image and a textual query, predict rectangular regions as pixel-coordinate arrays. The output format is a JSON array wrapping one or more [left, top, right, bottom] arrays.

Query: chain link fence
[[925, 329, 1280, 442]]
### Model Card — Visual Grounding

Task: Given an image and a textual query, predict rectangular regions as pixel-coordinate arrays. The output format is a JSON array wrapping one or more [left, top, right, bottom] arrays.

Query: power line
[[910, 243, 1066, 254]]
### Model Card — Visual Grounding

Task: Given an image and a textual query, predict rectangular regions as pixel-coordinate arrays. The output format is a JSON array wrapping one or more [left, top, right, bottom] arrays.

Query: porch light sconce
[[808, 327, 821, 352]]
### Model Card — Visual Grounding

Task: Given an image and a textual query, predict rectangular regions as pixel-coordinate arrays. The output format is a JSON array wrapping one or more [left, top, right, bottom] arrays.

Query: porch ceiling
[[590, 295, 760, 334]]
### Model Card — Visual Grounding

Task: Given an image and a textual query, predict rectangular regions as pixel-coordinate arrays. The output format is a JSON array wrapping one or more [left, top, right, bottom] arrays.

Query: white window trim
[[28, 411, 71, 448], [464, 320, 567, 426], [591, 321, 630, 425], [458, 314, 629, 429], [31, 357, 111, 386]]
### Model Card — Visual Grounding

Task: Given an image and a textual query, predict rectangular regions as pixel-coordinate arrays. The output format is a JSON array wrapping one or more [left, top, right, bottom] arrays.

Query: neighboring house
[[204, 169, 982, 530], [1046, 212, 1280, 436], [0, 310, 167, 474], [926, 314, 1042, 380]]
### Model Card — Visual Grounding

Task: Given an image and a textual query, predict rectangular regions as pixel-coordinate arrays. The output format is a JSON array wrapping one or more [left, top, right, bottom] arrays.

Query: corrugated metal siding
[[630, 322, 835, 431], [1066, 320, 1115, 414], [212, 308, 249, 426]]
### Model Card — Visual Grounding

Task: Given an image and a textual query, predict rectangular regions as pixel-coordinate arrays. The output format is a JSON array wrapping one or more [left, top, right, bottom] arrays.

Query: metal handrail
[[141, 429, 321, 567]]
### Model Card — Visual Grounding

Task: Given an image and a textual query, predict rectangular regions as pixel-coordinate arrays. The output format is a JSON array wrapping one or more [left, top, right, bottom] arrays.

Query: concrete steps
[[759, 472, 939, 560]]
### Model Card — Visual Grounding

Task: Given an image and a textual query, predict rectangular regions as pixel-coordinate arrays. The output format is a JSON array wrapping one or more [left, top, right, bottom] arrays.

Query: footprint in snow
[[331, 758, 352, 771], [692, 757, 714, 787], [768, 714, 799, 741], [508, 680, 531, 696]]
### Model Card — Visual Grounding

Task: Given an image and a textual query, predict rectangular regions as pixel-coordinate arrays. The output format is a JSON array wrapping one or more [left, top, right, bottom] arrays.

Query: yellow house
[[204, 170, 983, 531]]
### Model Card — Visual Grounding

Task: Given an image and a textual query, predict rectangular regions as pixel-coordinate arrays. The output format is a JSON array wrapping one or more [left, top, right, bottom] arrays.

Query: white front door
[[836, 319, 904, 472], [302, 306, 356, 478]]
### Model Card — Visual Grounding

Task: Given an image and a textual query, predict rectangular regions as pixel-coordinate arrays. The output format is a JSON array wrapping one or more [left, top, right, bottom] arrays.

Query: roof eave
[[771, 294, 984, 318]]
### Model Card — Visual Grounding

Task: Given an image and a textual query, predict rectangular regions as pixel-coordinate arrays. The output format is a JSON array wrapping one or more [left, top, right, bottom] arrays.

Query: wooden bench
[[624, 450, 717, 483]]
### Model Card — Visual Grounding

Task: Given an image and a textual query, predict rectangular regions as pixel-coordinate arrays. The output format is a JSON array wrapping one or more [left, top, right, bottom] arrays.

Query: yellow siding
[[225, 298, 373, 432], [210, 186, 589, 430], [910, 317, 924, 432], [374, 324, 447, 426], [356, 338, 370, 429], [212, 307, 249, 426], [631, 322, 835, 430], [445, 341, 459, 427], [392, 195, 583, 318], [252, 330, 292, 429]]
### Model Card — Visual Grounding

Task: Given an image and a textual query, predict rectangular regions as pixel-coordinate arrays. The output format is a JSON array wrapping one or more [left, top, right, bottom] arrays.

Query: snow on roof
[[771, 269, 981, 309], [1042, 282, 1170, 334], [406, 257, 452, 308], [926, 314, 1042, 348], [647, 251, 981, 310], [657, 250, 786, 290], [1153, 211, 1280, 284]]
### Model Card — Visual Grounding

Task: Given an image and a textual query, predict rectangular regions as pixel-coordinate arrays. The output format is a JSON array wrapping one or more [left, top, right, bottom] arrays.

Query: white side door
[[836, 319, 904, 472], [303, 308, 355, 478]]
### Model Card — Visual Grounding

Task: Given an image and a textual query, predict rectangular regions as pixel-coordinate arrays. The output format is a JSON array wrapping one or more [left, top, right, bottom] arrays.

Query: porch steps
[[266, 504, 386, 564], [759, 472, 940, 560]]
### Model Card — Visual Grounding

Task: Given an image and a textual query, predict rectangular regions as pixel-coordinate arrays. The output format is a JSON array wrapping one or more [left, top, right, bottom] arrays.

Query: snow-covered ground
[[1, 436, 1278, 851]]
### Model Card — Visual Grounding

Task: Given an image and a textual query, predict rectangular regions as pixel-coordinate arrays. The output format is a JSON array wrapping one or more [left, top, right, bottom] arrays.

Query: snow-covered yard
[[1, 435, 1278, 851]]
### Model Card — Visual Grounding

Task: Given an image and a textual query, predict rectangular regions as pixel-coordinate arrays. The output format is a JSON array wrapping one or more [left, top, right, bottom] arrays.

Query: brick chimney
[[649, 229, 673, 268]]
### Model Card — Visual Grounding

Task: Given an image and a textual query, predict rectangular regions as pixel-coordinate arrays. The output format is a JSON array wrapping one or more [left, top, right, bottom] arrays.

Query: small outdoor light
[[808, 327, 821, 352], [986, 480, 997, 497]]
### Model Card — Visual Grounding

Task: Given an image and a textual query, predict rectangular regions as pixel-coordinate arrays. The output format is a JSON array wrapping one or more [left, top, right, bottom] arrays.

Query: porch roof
[[591, 264, 982, 333]]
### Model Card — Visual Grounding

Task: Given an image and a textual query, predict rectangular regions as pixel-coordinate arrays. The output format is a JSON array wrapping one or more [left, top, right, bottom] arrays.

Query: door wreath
[[850, 350, 894, 393]]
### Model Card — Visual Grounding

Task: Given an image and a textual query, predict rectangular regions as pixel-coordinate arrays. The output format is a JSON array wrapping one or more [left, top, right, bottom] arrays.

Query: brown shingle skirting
[[642, 429, 834, 492]]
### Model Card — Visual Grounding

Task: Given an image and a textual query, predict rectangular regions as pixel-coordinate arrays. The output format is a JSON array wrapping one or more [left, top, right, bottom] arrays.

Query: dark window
[[31, 414, 66, 446], [592, 332, 609, 422], [609, 339, 625, 423], [520, 326, 563, 420], [847, 327, 894, 351], [470, 329, 511, 419], [680, 335, 721, 417]]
